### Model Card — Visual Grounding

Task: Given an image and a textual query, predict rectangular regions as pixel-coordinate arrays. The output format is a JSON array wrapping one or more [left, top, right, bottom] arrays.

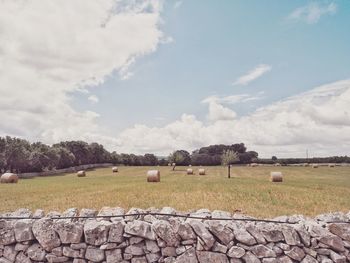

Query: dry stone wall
[[1, 207, 350, 263]]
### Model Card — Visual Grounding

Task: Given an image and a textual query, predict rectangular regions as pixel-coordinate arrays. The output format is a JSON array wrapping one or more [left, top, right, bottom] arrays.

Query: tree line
[[0, 136, 260, 173], [1, 135, 348, 173]]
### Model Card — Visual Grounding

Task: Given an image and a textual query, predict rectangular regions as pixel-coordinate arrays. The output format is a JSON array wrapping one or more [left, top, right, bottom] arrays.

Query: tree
[[221, 150, 239, 178], [272, 156, 278, 162], [143, 154, 158, 166], [168, 150, 191, 170]]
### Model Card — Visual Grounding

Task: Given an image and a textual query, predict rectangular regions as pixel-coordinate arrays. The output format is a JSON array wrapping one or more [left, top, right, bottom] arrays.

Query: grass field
[[1, 166, 349, 218]]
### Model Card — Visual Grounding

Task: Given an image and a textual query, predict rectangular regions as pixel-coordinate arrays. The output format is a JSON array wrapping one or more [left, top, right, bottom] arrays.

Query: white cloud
[[0, 0, 164, 143], [288, 2, 337, 24], [174, 1, 182, 9], [115, 80, 350, 157], [88, 95, 99, 104], [233, 64, 271, 86]]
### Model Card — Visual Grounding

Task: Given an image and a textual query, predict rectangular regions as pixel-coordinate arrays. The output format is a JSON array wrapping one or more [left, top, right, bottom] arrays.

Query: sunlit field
[[1, 166, 349, 218]]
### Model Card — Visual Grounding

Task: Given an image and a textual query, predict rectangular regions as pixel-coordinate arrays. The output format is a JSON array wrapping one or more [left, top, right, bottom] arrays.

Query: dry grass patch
[[0, 166, 349, 218]]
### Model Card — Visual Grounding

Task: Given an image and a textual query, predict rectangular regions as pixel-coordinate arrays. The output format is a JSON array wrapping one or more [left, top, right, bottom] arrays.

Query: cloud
[[115, 80, 350, 157], [202, 93, 264, 105], [88, 95, 99, 104], [233, 64, 271, 86], [174, 1, 182, 9], [0, 0, 164, 144], [288, 2, 337, 24]]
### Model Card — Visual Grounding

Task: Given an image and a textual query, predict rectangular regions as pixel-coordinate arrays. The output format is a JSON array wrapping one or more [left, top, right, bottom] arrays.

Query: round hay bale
[[172, 163, 176, 166], [187, 168, 194, 175], [0, 173, 18, 184], [270, 172, 283, 182], [274, 163, 281, 166], [250, 163, 258, 167], [198, 168, 205, 175], [303, 163, 309, 167], [328, 164, 335, 168], [112, 166, 118, 173], [168, 163, 171, 166], [189, 164, 192, 167], [77, 170, 86, 177], [147, 170, 160, 182], [312, 164, 318, 168]]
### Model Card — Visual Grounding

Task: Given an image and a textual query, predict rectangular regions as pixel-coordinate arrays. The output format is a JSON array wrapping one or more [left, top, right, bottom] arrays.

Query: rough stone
[[227, 246, 245, 258], [3, 245, 17, 261], [300, 254, 318, 263], [27, 243, 47, 261], [196, 251, 229, 263], [0, 220, 15, 245], [175, 247, 198, 263], [251, 245, 276, 258], [54, 221, 83, 244], [124, 220, 156, 240], [178, 223, 196, 240], [15, 251, 31, 263], [108, 221, 124, 243], [85, 246, 105, 262], [14, 219, 34, 242], [329, 223, 350, 242], [319, 235, 345, 252], [234, 229, 256, 246], [105, 249, 123, 263], [153, 220, 179, 247], [206, 220, 234, 245], [189, 221, 215, 250], [32, 218, 61, 251], [84, 220, 111, 246], [242, 251, 261, 263], [285, 246, 305, 261]]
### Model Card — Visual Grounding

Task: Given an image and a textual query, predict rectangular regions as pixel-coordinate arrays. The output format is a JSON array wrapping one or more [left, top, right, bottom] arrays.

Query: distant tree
[[222, 150, 239, 165], [143, 154, 158, 166], [168, 150, 191, 170], [272, 156, 278, 162], [53, 146, 76, 169], [221, 150, 239, 178], [3, 136, 31, 172]]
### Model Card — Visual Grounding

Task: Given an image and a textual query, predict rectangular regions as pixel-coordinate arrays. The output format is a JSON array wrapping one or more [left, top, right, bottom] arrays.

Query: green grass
[[1, 166, 349, 218]]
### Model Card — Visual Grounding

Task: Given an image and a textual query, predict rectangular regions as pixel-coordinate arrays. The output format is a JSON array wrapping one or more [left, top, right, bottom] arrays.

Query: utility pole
[[228, 164, 231, 179]]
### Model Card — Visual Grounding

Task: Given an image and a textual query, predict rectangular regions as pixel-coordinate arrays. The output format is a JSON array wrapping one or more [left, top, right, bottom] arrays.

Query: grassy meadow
[[0, 166, 349, 218]]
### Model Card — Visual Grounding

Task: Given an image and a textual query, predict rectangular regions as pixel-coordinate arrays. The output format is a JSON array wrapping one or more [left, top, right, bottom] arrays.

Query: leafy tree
[[143, 154, 158, 166], [221, 150, 239, 165], [221, 150, 239, 178], [168, 150, 191, 169]]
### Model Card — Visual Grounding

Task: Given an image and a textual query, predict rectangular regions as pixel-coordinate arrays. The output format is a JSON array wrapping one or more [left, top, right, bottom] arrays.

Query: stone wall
[[18, 163, 113, 179], [1, 207, 349, 263]]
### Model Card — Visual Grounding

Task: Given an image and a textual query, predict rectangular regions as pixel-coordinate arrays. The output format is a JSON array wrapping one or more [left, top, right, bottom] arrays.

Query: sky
[[0, 0, 349, 158]]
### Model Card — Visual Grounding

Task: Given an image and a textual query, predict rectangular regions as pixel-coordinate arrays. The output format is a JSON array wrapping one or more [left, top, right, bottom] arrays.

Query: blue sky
[[1, 0, 350, 157], [75, 0, 350, 131]]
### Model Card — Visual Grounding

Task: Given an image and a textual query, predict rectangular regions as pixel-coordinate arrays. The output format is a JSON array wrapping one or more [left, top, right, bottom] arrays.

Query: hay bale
[[189, 164, 192, 167], [274, 163, 281, 166], [0, 173, 18, 184], [77, 170, 86, 177], [168, 163, 171, 166], [172, 163, 176, 166], [187, 168, 194, 175], [198, 168, 205, 175], [112, 166, 118, 173], [312, 164, 318, 168], [250, 163, 258, 167], [270, 172, 283, 182], [147, 170, 160, 182], [303, 163, 309, 167], [328, 164, 335, 168]]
